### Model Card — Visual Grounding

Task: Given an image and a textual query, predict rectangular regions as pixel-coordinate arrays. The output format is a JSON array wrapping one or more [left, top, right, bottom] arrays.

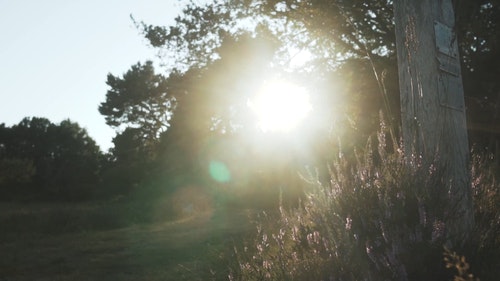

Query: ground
[[0, 202, 254, 281]]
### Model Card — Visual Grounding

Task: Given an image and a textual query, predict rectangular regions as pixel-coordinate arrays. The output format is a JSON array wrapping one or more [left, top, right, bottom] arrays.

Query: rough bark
[[393, 0, 474, 244]]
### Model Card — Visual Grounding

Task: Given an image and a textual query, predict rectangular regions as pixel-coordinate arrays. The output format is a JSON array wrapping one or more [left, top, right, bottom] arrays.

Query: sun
[[248, 79, 312, 133]]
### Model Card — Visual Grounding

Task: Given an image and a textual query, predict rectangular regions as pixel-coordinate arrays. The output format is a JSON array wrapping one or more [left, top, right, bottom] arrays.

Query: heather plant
[[228, 123, 500, 281], [463, 150, 500, 280], [443, 247, 479, 281]]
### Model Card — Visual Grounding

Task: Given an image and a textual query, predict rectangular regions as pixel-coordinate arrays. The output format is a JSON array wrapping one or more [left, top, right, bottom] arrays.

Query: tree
[[152, 35, 278, 187], [48, 119, 102, 200], [98, 127, 153, 194], [99, 61, 174, 146], [0, 123, 36, 199], [140, 0, 500, 148], [0, 117, 101, 201], [139, 0, 395, 67], [393, 0, 473, 245]]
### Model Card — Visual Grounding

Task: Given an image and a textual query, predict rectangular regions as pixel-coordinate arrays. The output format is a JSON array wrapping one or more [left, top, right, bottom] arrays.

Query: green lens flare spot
[[209, 161, 231, 183]]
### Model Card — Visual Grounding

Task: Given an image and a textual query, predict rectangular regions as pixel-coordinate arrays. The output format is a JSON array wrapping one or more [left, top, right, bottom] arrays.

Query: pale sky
[[0, 0, 189, 151]]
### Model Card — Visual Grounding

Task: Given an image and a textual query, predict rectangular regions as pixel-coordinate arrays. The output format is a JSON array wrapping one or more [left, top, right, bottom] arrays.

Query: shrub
[[228, 128, 500, 281]]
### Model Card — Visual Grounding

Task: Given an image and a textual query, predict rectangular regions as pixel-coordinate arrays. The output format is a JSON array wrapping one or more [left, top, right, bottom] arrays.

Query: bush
[[227, 129, 500, 281]]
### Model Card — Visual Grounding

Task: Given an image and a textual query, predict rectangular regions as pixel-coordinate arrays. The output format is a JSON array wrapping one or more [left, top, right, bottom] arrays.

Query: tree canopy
[[136, 0, 500, 138], [99, 61, 175, 145], [0, 117, 101, 201]]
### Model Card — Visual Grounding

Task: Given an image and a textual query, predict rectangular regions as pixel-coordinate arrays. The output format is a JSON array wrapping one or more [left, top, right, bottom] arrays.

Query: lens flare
[[209, 160, 231, 183], [248, 80, 312, 133]]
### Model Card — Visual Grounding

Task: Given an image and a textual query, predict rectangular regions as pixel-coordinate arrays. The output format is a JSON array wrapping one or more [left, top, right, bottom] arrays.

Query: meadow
[[0, 201, 254, 281], [1, 145, 499, 281]]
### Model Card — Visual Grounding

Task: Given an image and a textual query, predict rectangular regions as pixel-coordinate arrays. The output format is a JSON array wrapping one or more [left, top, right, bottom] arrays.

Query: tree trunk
[[393, 0, 473, 244]]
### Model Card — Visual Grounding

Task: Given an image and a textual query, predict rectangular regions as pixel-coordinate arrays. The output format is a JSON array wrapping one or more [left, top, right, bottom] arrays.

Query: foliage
[[98, 62, 182, 194], [466, 151, 500, 280], [135, 0, 400, 131], [0, 158, 35, 199], [0, 117, 102, 201], [133, 0, 235, 70], [227, 127, 500, 281], [100, 0, 499, 201], [138, 0, 500, 152], [99, 61, 174, 145], [98, 33, 295, 197], [138, 0, 395, 68], [444, 247, 479, 281], [95, 0, 500, 210]]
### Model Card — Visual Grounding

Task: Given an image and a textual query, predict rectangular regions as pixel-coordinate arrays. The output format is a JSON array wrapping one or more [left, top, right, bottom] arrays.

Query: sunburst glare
[[248, 79, 312, 133]]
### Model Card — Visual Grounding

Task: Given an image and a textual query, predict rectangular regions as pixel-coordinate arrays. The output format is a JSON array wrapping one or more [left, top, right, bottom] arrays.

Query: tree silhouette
[[0, 117, 101, 201], [99, 61, 174, 146]]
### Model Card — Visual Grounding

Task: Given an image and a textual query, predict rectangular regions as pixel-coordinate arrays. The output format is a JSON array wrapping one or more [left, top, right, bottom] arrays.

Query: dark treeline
[[0, 118, 101, 201]]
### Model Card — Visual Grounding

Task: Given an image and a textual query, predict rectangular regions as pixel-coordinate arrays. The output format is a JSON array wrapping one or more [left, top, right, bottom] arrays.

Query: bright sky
[[0, 0, 188, 151]]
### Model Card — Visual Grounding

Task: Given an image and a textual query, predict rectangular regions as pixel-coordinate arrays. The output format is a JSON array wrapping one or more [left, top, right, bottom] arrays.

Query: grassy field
[[0, 202, 255, 281]]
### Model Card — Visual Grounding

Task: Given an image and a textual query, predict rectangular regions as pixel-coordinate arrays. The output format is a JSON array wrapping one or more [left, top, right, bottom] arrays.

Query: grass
[[2, 141, 499, 280], [0, 201, 254, 281]]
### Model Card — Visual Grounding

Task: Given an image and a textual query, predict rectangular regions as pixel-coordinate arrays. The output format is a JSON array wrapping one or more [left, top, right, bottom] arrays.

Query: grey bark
[[393, 0, 474, 245]]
